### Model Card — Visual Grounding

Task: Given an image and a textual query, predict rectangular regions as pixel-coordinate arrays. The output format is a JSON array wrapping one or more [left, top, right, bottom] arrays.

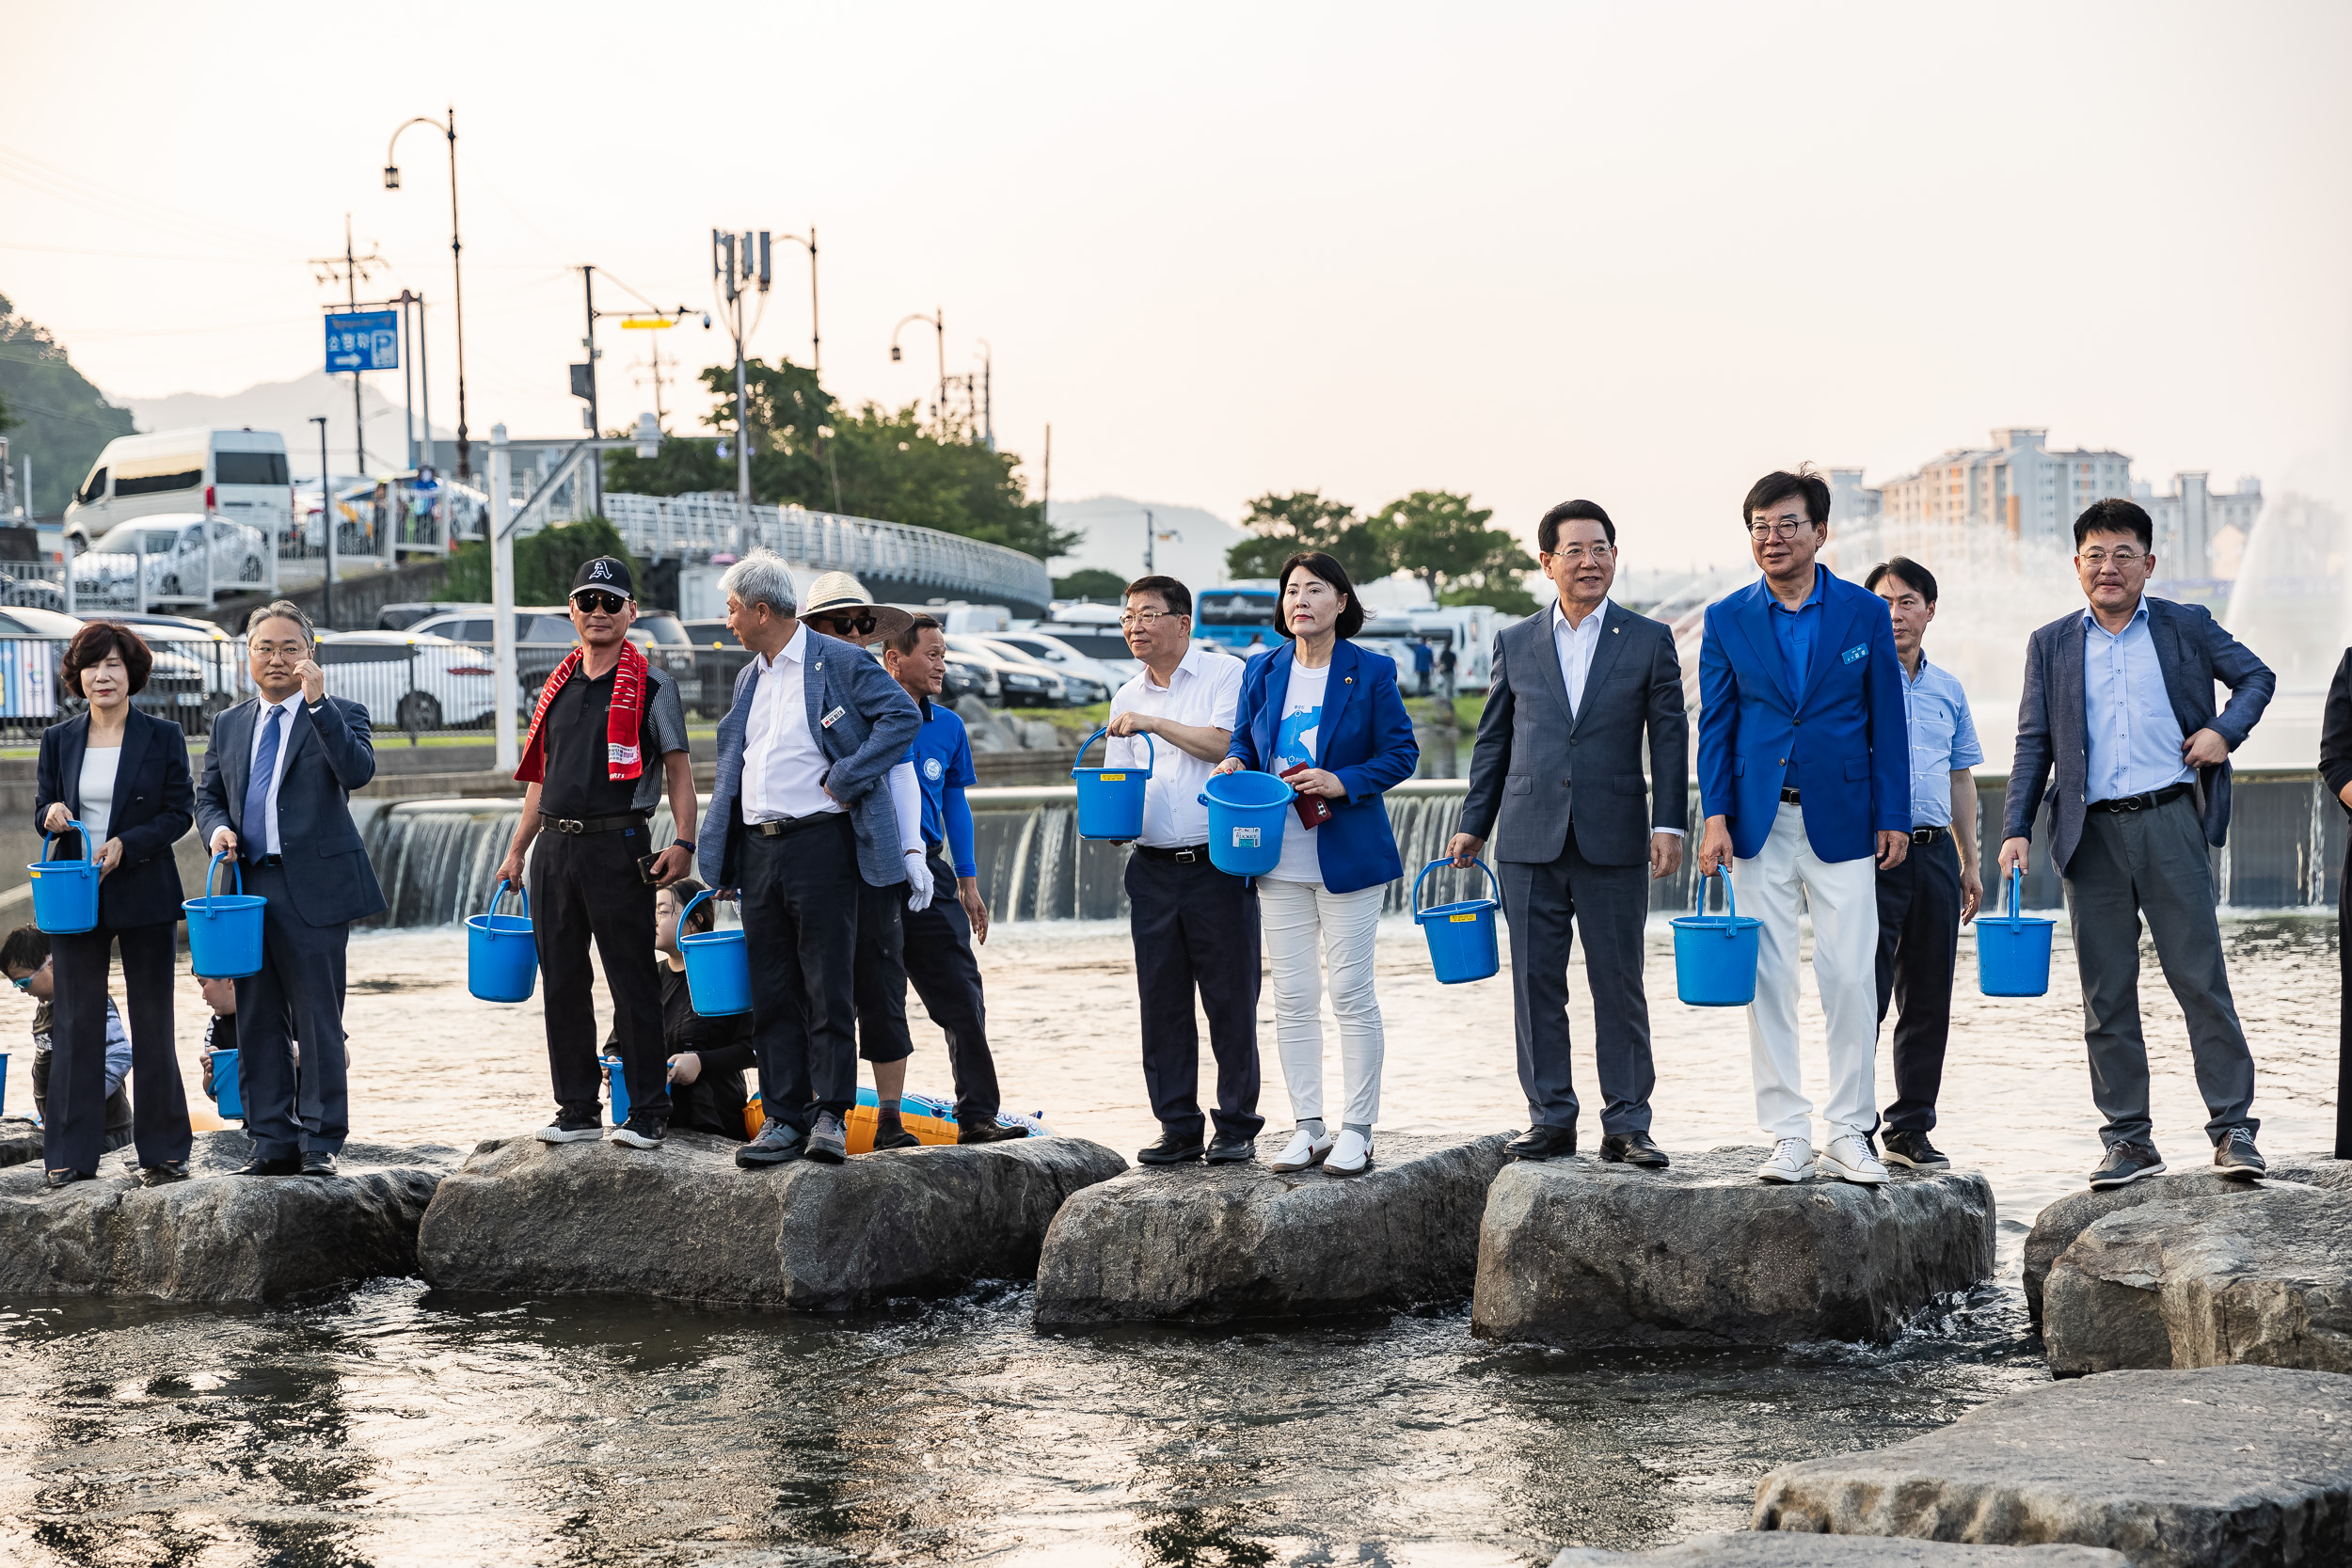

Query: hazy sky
[[6, 1, 2347, 567]]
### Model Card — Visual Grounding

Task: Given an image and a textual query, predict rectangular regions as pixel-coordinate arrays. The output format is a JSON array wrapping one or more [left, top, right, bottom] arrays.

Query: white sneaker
[[536, 1119, 602, 1144], [1818, 1132, 1889, 1185], [1757, 1137, 1814, 1183], [1326, 1128, 1374, 1177], [1268, 1127, 1335, 1173]]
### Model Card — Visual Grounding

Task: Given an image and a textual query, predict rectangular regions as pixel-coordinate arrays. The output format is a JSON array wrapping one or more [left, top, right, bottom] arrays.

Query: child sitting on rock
[[2, 925, 133, 1152], [604, 879, 755, 1141]]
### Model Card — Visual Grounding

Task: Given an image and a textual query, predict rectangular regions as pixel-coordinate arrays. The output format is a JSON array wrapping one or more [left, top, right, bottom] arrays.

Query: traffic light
[[570, 363, 593, 401]]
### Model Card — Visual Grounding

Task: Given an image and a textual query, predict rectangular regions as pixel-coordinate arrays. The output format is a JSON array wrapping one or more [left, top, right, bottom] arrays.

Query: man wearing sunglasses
[[496, 556, 698, 1151]]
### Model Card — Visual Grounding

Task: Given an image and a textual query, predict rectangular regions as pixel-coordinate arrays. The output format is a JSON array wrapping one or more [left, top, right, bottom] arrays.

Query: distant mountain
[[1046, 495, 1250, 590], [122, 371, 452, 478]]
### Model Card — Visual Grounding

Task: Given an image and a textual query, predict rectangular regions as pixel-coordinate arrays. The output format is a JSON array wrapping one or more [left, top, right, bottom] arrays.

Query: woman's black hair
[[1277, 551, 1364, 640], [665, 877, 715, 934]]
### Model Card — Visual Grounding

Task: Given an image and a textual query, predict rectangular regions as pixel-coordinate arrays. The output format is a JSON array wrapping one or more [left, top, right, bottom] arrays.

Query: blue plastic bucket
[[1411, 857, 1502, 984], [468, 879, 537, 1003], [1671, 867, 1763, 1006], [211, 1049, 242, 1119], [27, 821, 100, 935], [1978, 867, 2056, 997], [604, 1054, 630, 1127], [677, 888, 751, 1017], [1198, 769, 1292, 877], [184, 852, 266, 978], [1071, 724, 1152, 841], [0, 1049, 8, 1117]]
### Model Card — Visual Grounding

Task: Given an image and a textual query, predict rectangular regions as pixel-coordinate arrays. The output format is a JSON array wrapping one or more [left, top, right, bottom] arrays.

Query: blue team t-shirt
[[903, 699, 978, 866]]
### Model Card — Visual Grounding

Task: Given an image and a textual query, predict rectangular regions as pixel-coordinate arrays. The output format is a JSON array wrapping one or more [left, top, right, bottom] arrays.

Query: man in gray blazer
[[2001, 498, 2274, 1190], [1451, 500, 1689, 1164], [701, 548, 922, 1167]]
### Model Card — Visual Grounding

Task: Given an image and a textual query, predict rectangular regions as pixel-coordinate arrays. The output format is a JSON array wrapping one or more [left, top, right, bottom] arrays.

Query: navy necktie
[[242, 705, 283, 863]]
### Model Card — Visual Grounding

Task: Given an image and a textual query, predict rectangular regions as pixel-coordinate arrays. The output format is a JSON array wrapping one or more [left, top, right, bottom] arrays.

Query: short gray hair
[[246, 599, 314, 641], [720, 548, 797, 618]]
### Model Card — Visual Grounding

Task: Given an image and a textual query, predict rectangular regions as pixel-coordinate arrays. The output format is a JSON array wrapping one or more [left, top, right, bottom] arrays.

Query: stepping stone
[[417, 1130, 1125, 1309], [2021, 1160, 2352, 1323], [1032, 1132, 1511, 1326], [1470, 1147, 1994, 1349], [2042, 1184, 2352, 1376], [1550, 1534, 2126, 1565], [0, 1130, 457, 1304], [1752, 1364, 2352, 1568], [0, 1116, 39, 1169]]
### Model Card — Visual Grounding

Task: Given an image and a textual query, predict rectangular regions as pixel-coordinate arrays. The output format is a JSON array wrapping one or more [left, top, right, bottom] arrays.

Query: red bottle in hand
[[1280, 762, 1334, 830]]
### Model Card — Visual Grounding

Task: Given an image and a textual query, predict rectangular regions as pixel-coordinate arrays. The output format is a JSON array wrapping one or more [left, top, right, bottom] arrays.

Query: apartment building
[[1879, 428, 2133, 549], [2135, 472, 2263, 581]]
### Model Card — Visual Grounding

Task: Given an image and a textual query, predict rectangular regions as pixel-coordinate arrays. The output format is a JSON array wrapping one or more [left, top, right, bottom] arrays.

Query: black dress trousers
[[902, 847, 1002, 1124], [1873, 831, 1963, 1134], [531, 824, 669, 1125], [1124, 849, 1263, 1141], [44, 922, 184, 1177]]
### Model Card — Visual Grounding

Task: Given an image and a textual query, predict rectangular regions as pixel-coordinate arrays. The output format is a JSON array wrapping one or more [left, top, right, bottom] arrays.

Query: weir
[[358, 770, 2349, 928]]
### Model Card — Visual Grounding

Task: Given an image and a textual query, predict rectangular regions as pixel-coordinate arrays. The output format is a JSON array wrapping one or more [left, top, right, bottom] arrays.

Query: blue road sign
[[326, 310, 400, 373]]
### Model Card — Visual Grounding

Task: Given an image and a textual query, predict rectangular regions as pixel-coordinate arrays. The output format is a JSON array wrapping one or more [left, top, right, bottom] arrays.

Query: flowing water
[[0, 905, 2341, 1566]]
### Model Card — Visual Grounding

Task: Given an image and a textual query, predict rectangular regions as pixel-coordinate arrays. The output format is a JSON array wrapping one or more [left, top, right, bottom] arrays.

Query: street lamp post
[[889, 309, 946, 436], [310, 416, 334, 628], [385, 108, 470, 480]]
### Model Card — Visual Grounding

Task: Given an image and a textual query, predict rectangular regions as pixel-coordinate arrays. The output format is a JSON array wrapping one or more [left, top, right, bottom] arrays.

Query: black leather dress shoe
[[1204, 1130, 1257, 1164], [1137, 1129, 1206, 1164], [237, 1155, 302, 1177], [301, 1151, 339, 1177], [1599, 1130, 1670, 1168], [1505, 1125, 1577, 1162], [957, 1120, 1030, 1145], [44, 1168, 90, 1190], [140, 1160, 192, 1185]]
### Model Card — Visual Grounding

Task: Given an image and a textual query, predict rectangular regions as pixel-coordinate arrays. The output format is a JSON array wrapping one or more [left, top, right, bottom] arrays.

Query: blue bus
[[1193, 585, 1279, 651]]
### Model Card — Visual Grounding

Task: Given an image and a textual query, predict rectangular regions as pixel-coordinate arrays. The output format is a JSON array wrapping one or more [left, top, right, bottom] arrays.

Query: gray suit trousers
[[1500, 837, 1655, 1134], [2062, 793, 2257, 1150]]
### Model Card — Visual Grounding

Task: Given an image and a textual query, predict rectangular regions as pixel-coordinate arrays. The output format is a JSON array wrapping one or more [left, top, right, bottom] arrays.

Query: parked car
[[979, 636, 1105, 705], [98, 611, 244, 716], [376, 601, 453, 631], [946, 634, 1066, 707], [1033, 620, 1144, 684], [317, 630, 499, 731], [403, 605, 698, 713], [0, 605, 212, 725], [64, 427, 292, 550], [0, 569, 62, 612], [72, 514, 271, 606], [987, 630, 1125, 702]]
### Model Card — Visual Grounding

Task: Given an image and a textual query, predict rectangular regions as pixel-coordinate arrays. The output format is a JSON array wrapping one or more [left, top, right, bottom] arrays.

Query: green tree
[[1375, 490, 1538, 614], [1226, 490, 1391, 586], [1053, 567, 1129, 602], [438, 515, 644, 607], [0, 293, 136, 515], [601, 356, 1074, 562]]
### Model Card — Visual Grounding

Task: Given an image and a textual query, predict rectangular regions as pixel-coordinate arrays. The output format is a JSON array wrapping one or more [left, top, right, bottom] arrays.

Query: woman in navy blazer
[[1216, 551, 1418, 1177], [33, 622, 196, 1186]]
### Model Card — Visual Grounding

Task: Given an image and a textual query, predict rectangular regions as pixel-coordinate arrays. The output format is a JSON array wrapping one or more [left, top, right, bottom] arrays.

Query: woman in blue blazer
[[33, 622, 196, 1187], [1215, 551, 1418, 1177]]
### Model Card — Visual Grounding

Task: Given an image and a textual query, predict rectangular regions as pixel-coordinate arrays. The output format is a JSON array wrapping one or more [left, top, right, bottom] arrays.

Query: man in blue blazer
[[1696, 468, 1909, 1187], [700, 548, 922, 1168], [2000, 497, 2274, 1189], [197, 601, 386, 1178]]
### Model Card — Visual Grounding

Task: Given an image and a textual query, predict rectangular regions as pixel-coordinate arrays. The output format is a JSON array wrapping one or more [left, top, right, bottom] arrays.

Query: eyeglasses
[[1747, 520, 1813, 541], [2078, 549, 2145, 568], [1119, 610, 1178, 629], [572, 591, 629, 615], [1546, 545, 1614, 564], [814, 612, 879, 636]]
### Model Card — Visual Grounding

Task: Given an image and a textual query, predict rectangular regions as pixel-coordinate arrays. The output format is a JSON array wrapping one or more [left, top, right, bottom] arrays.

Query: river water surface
[[0, 911, 2339, 1566]]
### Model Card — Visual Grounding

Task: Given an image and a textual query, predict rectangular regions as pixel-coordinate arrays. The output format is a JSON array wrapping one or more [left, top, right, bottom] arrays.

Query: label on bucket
[[1232, 827, 1261, 847], [1098, 772, 1126, 782], [1449, 912, 1476, 923]]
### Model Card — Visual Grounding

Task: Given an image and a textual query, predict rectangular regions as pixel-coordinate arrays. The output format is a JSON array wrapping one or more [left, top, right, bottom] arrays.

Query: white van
[[64, 428, 293, 550]]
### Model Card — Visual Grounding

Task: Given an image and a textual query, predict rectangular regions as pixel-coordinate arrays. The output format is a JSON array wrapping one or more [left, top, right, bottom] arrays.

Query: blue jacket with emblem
[[1224, 639, 1418, 895]]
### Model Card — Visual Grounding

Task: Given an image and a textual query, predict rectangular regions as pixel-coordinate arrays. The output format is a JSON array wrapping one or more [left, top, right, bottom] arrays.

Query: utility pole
[[1144, 508, 1155, 574], [490, 424, 516, 771], [712, 228, 771, 540], [1041, 423, 1051, 540], [311, 417, 333, 628], [310, 217, 383, 477], [398, 291, 417, 470], [580, 265, 602, 514]]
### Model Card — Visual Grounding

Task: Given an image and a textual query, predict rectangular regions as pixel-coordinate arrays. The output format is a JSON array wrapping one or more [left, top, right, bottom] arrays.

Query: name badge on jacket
[[1840, 644, 1867, 665], [820, 705, 847, 729]]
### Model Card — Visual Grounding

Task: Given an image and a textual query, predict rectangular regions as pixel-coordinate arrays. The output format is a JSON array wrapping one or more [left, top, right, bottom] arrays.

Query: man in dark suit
[[699, 548, 922, 1169], [2001, 497, 2274, 1189], [1453, 499, 1688, 1166], [196, 600, 386, 1177]]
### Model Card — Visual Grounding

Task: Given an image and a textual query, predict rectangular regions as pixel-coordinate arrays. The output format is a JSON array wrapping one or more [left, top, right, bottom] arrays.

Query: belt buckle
[[555, 818, 584, 834], [1173, 847, 1200, 863], [2122, 795, 2146, 812]]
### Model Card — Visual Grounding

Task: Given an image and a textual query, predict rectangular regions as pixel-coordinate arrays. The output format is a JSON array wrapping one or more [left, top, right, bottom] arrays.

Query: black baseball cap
[[570, 556, 635, 598]]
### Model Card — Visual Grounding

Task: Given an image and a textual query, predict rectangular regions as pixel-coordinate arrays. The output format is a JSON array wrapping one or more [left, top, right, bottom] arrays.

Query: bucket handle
[[484, 878, 530, 925], [1411, 856, 1500, 924], [42, 819, 91, 866], [199, 850, 243, 909], [2006, 864, 2024, 927], [1072, 724, 1153, 780], [1691, 865, 1740, 925], [678, 886, 721, 935]]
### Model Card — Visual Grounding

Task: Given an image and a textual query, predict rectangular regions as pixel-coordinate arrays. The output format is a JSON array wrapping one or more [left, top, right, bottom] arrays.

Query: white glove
[[904, 850, 935, 912]]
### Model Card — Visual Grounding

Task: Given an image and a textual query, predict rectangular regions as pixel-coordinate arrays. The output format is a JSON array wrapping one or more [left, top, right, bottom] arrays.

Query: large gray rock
[[1752, 1365, 2352, 1568], [0, 1131, 456, 1303], [1551, 1535, 2125, 1565], [1033, 1132, 1510, 1325], [2043, 1185, 2352, 1376], [2021, 1161, 2352, 1323], [418, 1130, 1124, 1308], [1470, 1147, 1994, 1349], [0, 1115, 38, 1169]]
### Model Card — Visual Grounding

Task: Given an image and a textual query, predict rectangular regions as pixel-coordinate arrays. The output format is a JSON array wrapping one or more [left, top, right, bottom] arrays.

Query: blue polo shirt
[[1899, 656, 1983, 829], [905, 698, 979, 877], [1768, 565, 1826, 787]]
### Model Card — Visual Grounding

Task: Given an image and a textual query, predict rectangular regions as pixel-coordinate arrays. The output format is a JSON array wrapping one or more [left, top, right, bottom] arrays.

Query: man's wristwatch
[[674, 838, 695, 853]]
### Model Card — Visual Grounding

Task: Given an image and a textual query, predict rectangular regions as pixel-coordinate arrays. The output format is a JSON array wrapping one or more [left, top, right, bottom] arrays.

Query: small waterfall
[[365, 798, 680, 927]]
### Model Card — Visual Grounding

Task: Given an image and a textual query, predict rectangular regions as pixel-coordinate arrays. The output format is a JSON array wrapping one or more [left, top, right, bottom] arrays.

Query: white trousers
[[1259, 877, 1386, 1126], [1737, 803, 1880, 1142]]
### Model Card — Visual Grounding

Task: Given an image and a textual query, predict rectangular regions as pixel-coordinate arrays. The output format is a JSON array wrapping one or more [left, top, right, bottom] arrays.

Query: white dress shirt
[[1108, 644, 1245, 847], [247, 690, 305, 855], [740, 624, 842, 823], [1552, 597, 1608, 718]]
